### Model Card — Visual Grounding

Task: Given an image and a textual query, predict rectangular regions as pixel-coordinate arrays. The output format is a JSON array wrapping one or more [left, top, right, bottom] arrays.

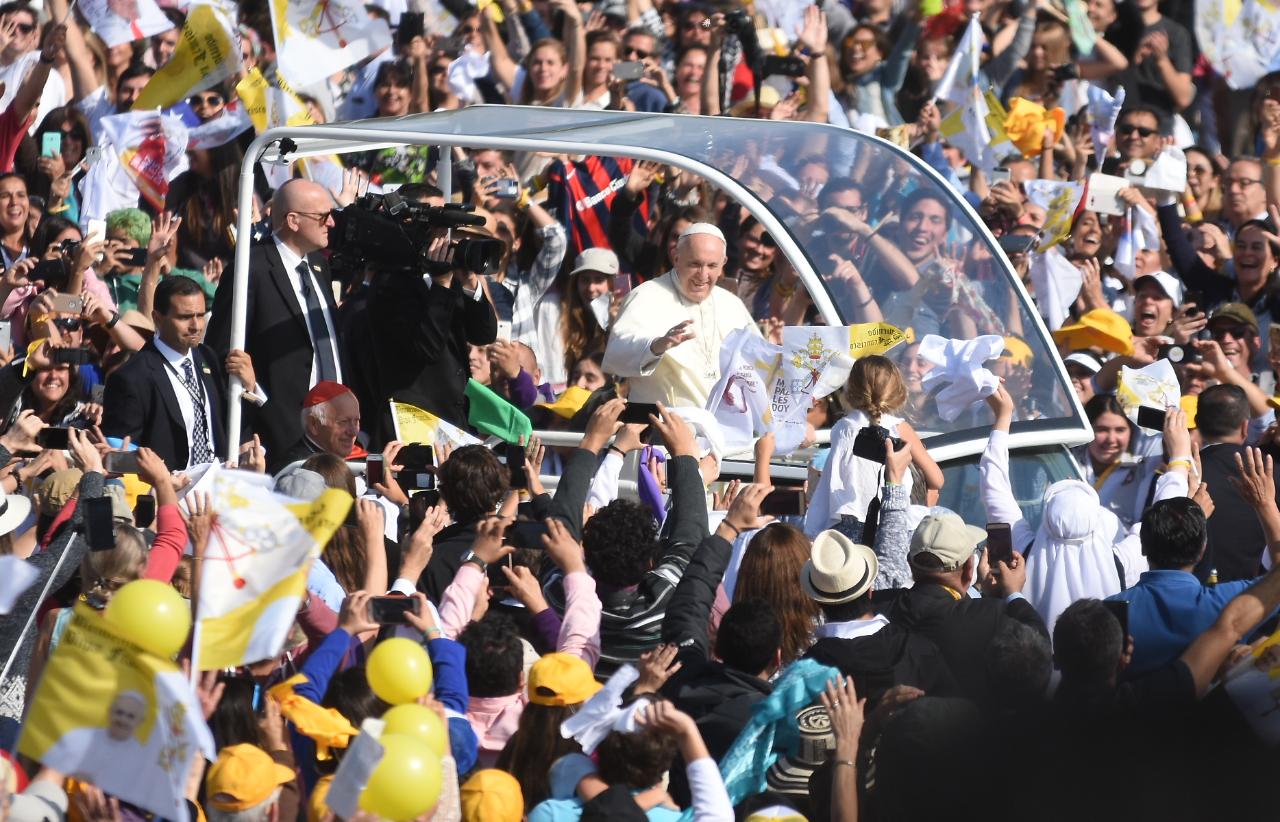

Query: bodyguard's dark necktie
[[181, 358, 213, 465], [297, 260, 338, 382]]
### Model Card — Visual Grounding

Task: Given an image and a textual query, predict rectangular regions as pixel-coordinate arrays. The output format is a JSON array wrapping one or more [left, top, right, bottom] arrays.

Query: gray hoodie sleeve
[[983, 9, 1036, 89], [873, 482, 912, 590]]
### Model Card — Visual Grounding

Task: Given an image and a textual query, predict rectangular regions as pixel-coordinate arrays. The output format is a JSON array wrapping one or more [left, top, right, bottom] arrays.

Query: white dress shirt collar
[[153, 335, 194, 368]]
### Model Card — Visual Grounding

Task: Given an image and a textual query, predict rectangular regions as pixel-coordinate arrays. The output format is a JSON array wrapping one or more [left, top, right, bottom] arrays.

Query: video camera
[[329, 191, 506, 277]]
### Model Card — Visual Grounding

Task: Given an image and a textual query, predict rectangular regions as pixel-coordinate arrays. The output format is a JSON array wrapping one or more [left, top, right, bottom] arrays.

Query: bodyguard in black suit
[[102, 276, 260, 469], [207, 179, 343, 462]]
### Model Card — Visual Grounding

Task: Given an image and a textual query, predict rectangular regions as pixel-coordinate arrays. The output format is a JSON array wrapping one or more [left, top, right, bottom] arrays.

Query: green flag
[[465, 379, 533, 444]]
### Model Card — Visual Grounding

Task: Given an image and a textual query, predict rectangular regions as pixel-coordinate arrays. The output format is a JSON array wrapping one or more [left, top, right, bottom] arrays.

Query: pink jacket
[[440, 565, 603, 761], [3, 268, 116, 350]]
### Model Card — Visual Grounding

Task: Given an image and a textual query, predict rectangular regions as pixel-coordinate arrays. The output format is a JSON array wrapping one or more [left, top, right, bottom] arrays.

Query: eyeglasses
[[625, 46, 652, 59], [1211, 323, 1251, 340], [188, 93, 224, 107], [851, 37, 878, 49], [1118, 124, 1157, 138], [1225, 176, 1263, 189], [52, 317, 82, 332], [292, 210, 333, 224], [12, 22, 34, 34]]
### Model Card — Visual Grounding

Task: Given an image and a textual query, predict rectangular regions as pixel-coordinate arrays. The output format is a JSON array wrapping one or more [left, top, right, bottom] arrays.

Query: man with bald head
[[603, 223, 759, 407], [208, 179, 345, 460]]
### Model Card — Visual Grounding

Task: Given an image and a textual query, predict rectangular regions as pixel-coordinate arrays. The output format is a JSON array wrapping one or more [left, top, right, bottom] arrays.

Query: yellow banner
[[848, 322, 907, 356], [134, 5, 239, 111], [390, 401, 481, 450]]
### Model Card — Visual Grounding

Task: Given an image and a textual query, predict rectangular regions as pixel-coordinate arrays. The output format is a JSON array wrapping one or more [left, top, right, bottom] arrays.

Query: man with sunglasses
[[208, 179, 343, 463], [1112, 106, 1166, 168]]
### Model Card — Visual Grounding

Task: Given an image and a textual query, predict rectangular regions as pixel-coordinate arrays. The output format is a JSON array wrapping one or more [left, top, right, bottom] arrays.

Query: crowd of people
[[0, 0, 1275, 819]]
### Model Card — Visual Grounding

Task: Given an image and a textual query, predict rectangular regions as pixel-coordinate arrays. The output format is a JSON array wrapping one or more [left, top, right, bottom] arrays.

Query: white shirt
[[0, 51, 66, 136], [274, 235, 343, 387], [154, 336, 216, 470], [602, 271, 758, 408]]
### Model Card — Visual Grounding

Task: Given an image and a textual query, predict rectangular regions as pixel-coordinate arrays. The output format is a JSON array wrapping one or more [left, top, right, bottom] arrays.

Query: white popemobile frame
[[225, 106, 1090, 466]]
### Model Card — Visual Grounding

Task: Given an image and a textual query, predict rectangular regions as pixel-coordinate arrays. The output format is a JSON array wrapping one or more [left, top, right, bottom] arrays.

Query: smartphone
[[49, 294, 84, 315], [998, 233, 1036, 255], [487, 553, 514, 588], [121, 247, 148, 268], [499, 442, 527, 490], [369, 596, 417, 625], [1135, 405, 1167, 431], [31, 258, 67, 289], [496, 320, 513, 342], [83, 496, 116, 551], [1183, 290, 1205, 317], [398, 444, 434, 469], [1102, 598, 1129, 637], [85, 219, 106, 246], [396, 11, 425, 46], [52, 347, 93, 365], [490, 178, 519, 200], [0, 320, 11, 353], [400, 469, 436, 491], [985, 522, 1013, 567], [133, 494, 156, 529], [760, 488, 805, 517], [36, 427, 70, 449], [414, 488, 441, 509], [366, 454, 385, 486], [761, 54, 807, 78], [41, 131, 61, 158], [104, 450, 141, 474], [989, 167, 1012, 184], [612, 60, 646, 81], [620, 402, 661, 425]]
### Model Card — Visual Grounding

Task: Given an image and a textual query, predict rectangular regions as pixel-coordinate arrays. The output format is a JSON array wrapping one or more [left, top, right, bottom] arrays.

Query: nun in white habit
[[979, 387, 1194, 631]]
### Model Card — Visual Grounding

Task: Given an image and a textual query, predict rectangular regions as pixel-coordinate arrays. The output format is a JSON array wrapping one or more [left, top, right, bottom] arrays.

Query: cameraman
[[368, 220, 498, 432]]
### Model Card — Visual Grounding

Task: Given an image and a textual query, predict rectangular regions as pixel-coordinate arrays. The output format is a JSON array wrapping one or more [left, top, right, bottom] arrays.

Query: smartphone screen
[[1135, 405, 1167, 431], [501, 442, 527, 490], [760, 488, 805, 517], [104, 450, 141, 474], [36, 427, 70, 450], [612, 60, 645, 81], [0, 320, 12, 353], [487, 554, 514, 588], [620, 402, 660, 425], [1102, 599, 1129, 637], [369, 596, 416, 625], [41, 131, 61, 157], [985, 522, 1014, 566], [83, 496, 116, 551], [52, 347, 92, 365], [133, 495, 156, 529], [366, 455, 385, 486], [85, 219, 106, 246]]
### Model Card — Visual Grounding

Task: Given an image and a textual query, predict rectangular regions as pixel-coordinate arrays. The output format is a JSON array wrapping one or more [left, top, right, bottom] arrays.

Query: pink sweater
[[141, 504, 189, 583], [440, 565, 603, 764]]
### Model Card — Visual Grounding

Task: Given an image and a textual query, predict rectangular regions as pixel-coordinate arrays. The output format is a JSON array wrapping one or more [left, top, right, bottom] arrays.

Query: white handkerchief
[[1029, 246, 1083, 331], [447, 46, 492, 105], [918, 335, 1005, 422], [561, 665, 644, 754], [1140, 147, 1188, 194], [0, 555, 37, 614], [1118, 359, 1180, 432]]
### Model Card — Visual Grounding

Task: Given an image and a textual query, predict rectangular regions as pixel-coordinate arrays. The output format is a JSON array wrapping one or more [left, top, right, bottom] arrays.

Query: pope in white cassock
[[603, 223, 759, 407]]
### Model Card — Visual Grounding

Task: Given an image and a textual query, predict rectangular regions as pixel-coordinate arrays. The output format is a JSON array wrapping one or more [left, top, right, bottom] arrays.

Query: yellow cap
[[1052, 309, 1134, 356], [527, 652, 602, 706], [205, 745, 297, 811], [461, 769, 524, 822]]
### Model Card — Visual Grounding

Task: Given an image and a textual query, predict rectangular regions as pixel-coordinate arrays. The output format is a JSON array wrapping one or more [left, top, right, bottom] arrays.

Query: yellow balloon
[[365, 638, 433, 705], [358, 733, 442, 821], [382, 703, 449, 758], [103, 579, 191, 658]]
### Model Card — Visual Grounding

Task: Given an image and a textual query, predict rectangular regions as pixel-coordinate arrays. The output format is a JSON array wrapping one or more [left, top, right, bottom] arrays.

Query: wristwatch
[[461, 550, 488, 572]]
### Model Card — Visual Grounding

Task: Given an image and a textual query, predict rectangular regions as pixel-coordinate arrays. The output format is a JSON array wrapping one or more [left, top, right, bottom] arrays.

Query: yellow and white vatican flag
[[133, 3, 242, 111], [270, 0, 392, 88], [195, 466, 351, 670], [390, 401, 484, 452], [19, 605, 215, 822]]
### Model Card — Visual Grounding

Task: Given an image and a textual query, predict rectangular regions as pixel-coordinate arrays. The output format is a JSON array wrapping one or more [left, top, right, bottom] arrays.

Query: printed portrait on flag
[[19, 606, 214, 822]]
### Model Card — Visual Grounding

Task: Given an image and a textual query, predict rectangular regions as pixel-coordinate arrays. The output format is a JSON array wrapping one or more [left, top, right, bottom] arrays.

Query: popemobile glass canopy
[[232, 105, 1089, 464]]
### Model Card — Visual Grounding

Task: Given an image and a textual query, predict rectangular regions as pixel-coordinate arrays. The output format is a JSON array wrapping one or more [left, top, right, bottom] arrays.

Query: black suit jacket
[[206, 240, 341, 460], [881, 583, 1049, 702], [368, 272, 497, 430], [1199, 442, 1280, 582], [101, 341, 229, 469]]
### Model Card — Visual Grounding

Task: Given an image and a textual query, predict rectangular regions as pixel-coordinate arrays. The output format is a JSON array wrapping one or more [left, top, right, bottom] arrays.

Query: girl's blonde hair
[[844, 355, 908, 426], [80, 524, 147, 605]]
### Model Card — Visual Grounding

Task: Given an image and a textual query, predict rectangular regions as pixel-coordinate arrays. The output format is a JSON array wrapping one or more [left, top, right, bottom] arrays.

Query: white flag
[[270, 0, 394, 88], [79, 0, 174, 48], [933, 15, 984, 109], [79, 111, 189, 225], [706, 328, 782, 457], [1087, 83, 1125, 159], [1029, 246, 1083, 331], [918, 335, 1005, 422]]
